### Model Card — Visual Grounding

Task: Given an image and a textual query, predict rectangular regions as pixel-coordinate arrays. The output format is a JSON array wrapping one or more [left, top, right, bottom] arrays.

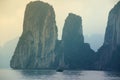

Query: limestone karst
[[10, 1, 58, 69], [97, 1, 120, 71], [62, 13, 95, 69]]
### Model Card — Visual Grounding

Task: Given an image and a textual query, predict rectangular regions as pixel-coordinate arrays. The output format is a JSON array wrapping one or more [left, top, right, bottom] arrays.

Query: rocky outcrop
[[62, 13, 95, 69], [10, 1, 58, 69], [97, 1, 120, 71]]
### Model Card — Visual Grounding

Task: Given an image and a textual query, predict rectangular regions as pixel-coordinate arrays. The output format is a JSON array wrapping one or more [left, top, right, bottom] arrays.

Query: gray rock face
[[10, 1, 57, 69], [62, 13, 95, 69], [104, 1, 120, 46], [97, 1, 120, 70], [62, 13, 84, 45]]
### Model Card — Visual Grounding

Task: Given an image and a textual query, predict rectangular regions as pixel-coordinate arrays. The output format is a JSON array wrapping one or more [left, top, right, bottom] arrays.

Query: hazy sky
[[0, 0, 119, 46]]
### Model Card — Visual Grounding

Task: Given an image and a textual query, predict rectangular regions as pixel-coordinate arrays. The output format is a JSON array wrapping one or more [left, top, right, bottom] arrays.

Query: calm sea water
[[0, 69, 120, 80]]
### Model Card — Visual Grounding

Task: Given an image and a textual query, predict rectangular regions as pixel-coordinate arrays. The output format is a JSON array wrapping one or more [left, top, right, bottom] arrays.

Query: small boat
[[56, 68, 64, 72]]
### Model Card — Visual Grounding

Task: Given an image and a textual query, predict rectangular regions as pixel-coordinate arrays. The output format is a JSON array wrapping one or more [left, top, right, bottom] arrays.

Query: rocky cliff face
[[97, 1, 120, 71], [10, 1, 57, 69], [62, 13, 95, 69]]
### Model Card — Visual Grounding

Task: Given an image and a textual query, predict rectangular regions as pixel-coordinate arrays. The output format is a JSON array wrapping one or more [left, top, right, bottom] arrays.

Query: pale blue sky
[[0, 0, 119, 46]]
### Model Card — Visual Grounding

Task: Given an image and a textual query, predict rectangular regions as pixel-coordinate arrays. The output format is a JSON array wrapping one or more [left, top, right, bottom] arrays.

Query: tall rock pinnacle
[[62, 13, 95, 69], [10, 1, 58, 69], [97, 1, 120, 71]]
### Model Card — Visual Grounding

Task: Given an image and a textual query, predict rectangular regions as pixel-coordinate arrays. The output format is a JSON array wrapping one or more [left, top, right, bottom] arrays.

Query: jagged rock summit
[[97, 1, 120, 71], [10, 1, 58, 69], [62, 13, 95, 69]]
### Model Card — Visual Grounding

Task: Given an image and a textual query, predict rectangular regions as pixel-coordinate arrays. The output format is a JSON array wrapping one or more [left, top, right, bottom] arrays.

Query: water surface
[[0, 69, 120, 80]]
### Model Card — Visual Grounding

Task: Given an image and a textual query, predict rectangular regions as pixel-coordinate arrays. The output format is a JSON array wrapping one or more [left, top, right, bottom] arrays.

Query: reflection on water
[[0, 69, 120, 80]]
